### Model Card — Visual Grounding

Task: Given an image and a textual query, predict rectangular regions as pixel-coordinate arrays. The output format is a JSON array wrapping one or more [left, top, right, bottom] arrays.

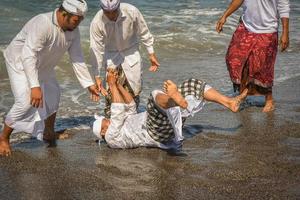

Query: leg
[[262, 91, 274, 112], [204, 87, 247, 112], [43, 112, 57, 146], [0, 123, 13, 156], [155, 80, 188, 109]]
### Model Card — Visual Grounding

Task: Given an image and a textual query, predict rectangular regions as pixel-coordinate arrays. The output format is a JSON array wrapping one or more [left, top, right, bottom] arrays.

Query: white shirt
[[104, 91, 205, 150], [3, 9, 94, 88], [241, 0, 290, 33], [90, 3, 154, 94]]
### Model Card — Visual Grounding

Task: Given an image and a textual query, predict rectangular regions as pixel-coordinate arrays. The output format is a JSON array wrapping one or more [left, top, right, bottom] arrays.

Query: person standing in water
[[0, 0, 99, 156], [216, 0, 290, 112], [90, 0, 160, 118]]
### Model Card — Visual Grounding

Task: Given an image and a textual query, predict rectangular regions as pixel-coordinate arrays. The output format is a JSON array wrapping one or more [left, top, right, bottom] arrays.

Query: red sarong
[[226, 22, 278, 91]]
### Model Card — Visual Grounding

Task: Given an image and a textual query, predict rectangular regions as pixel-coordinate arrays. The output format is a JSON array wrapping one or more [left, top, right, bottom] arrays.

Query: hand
[[88, 85, 100, 102], [95, 76, 108, 96], [106, 69, 118, 86], [280, 32, 289, 52], [216, 16, 226, 33], [163, 80, 178, 96], [30, 87, 43, 108], [148, 53, 160, 72]]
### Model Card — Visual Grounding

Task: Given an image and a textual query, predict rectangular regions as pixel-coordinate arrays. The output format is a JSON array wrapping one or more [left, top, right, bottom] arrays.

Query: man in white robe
[[0, 0, 99, 156], [92, 70, 247, 150], [90, 0, 160, 118]]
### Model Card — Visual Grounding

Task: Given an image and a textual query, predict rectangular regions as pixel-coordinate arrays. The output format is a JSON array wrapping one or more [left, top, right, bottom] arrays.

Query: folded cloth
[[62, 0, 88, 16], [100, 0, 120, 11]]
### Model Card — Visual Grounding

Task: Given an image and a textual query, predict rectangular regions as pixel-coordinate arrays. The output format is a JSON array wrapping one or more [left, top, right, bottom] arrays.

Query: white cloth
[[62, 0, 88, 16], [102, 90, 206, 149], [100, 0, 120, 11], [241, 0, 290, 33], [3, 10, 94, 136], [90, 3, 154, 95], [93, 114, 105, 138]]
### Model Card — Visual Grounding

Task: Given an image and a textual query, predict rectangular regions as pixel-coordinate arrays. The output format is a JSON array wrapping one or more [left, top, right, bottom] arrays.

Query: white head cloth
[[100, 0, 120, 11], [92, 114, 105, 138], [62, 0, 88, 16]]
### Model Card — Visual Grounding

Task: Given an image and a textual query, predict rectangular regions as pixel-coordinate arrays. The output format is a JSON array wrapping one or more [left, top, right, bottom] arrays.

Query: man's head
[[93, 115, 111, 138], [100, 0, 120, 21], [57, 0, 88, 31]]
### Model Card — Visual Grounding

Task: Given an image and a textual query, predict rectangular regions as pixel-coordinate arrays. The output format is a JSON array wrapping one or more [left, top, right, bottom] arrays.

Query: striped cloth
[[146, 78, 206, 143]]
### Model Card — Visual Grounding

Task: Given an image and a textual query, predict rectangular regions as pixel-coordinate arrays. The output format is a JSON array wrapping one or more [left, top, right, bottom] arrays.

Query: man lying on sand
[[92, 69, 247, 150]]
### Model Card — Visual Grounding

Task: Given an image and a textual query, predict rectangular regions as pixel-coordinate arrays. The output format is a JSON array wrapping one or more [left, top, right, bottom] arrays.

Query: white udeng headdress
[[100, 0, 120, 11], [62, 0, 88, 16], [93, 114, 105, 138]]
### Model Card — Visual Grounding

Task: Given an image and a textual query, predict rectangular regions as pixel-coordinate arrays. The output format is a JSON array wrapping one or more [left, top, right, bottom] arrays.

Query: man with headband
[[92, 70, 247, 150], [90, 0, 160, 118], [0, 0, 99, 156]]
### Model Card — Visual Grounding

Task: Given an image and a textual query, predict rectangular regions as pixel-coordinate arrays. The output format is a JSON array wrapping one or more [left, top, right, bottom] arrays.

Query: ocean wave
[[178, 8, 223, 16]]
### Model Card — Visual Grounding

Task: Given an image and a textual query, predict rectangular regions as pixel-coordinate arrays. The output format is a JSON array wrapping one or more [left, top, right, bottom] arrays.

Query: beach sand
[[0, 76, 299, 200]]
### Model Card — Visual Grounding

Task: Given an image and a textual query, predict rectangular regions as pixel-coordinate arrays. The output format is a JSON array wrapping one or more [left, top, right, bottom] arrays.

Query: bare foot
[[229, 89, 248, 112], [262, 100, 275, 112], [0, 136, 11, 156], [43, 130, 57, 147], [163, 80, 188, 109], [56, 129, 71, 140]]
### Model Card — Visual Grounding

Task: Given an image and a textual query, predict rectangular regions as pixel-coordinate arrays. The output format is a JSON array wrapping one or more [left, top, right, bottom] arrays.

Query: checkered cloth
[[146, 78, 206, 143]]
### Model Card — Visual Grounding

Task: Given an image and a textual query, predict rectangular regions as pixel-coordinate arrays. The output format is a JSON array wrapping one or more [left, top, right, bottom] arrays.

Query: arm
[[135, 8, 160, 72], [104, 71, 128, 148], [21, 16, 49, 108], [278, 0, 290, 52], [216, 0, 244, 33], [68, 29, 99, 101], [117, 83, 134, 104], [90, 16, 108, 95]]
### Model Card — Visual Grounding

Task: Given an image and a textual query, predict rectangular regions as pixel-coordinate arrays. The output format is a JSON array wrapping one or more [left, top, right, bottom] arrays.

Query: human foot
[[229, 89, 248, 112], [0, 136, 11, 156], [43, 130, 57, 147], [56, 129, 71, 140], [262, 100, 275, 112], [163, 80, 187, 109]]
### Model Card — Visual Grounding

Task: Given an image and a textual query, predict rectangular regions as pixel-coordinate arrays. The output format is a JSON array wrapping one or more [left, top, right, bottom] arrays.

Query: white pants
[[5, 61, 60, 139]]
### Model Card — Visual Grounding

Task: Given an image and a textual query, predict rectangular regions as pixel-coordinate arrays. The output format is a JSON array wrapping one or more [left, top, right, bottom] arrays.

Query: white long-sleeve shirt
[[90, 3, 154, 94], [3, 9, 94, 88], [103, 90, 206, 150], [241, 0, 290, 33]]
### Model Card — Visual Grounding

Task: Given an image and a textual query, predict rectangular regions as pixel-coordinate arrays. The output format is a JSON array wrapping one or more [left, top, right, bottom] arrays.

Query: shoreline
[[0, 75, 300, 199]]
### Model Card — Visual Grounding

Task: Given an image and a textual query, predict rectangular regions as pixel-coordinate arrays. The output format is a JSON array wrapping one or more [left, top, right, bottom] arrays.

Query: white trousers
[[5, 61, 60, 139]]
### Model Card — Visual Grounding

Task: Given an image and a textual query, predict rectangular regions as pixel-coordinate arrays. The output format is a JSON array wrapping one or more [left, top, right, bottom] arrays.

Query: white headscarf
[[92, 114, 105, 138], [62, 0, 88, 16], [100, 0, 120, 11]]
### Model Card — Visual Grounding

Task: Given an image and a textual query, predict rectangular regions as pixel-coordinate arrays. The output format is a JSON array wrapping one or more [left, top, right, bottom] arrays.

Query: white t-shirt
[[241, 0, 290, 33]]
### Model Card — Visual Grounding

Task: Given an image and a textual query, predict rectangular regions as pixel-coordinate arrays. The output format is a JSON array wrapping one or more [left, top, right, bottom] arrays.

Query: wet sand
[[0, 76, 300, 200]]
